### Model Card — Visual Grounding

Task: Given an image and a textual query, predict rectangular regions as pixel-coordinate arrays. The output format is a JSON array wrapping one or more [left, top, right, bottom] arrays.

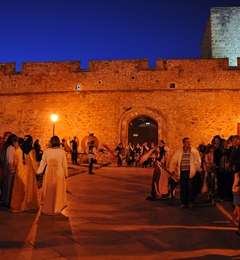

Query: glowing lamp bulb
[[51, 113, 58, 122]]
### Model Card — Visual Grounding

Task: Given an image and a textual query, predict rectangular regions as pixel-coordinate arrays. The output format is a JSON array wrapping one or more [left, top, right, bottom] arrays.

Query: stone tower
[[201, 6, 240, 66]]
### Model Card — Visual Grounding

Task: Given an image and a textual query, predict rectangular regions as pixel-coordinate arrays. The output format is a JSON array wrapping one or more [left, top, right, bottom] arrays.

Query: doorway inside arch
[[128, 116, 158, 146]]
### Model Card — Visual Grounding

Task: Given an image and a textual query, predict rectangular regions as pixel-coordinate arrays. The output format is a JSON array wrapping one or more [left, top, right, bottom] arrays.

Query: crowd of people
[[0, 131, 239, 235], [117, 135, 240, 236], [0, 132, 68, 215], [169, 135, 240, 236], [115, 140, 170, 167]]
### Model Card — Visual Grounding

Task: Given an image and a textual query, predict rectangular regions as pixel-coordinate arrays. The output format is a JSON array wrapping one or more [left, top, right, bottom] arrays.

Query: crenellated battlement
[[21, 60, 81, 74], [0, 58, 240, 95], [0, 62, 16, 74], [0, 57, 240, 76]]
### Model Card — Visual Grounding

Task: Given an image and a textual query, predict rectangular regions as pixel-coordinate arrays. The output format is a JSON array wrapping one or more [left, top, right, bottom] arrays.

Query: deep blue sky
[[1, 0, 240, 71]]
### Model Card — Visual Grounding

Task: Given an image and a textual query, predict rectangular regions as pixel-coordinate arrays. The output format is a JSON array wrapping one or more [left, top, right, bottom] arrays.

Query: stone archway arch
[[119, 106, 167, 146]]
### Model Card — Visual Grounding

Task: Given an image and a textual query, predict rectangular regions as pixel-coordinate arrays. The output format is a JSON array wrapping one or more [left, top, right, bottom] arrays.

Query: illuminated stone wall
[[201, 7, 240, 66], [0, 58, 240, 154]]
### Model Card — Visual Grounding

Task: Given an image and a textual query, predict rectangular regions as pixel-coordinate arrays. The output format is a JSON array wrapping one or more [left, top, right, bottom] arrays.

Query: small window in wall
[[170, 83, 175, 89]]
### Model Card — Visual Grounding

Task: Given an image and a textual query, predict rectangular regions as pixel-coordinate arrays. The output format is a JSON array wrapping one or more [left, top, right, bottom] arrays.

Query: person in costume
[[37, 136, 68, 215], [9, 136, 39, 212], [85, 140, 97, 174], [1, 134, 18, 207]]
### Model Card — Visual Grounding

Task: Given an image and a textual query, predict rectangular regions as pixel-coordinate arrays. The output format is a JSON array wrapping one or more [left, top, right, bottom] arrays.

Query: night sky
[[1, 0, 240, 71]]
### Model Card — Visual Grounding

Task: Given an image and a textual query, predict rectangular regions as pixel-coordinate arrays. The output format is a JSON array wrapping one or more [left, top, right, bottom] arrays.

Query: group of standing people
[[200, 135, 240, 234], [115, 140, 169, 167], [0, 132, 68, 215], [169, 135, 240, 236]]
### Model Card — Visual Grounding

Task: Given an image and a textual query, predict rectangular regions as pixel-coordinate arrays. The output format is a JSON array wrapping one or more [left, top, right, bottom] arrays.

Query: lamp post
[[50, 112, 58, 136]]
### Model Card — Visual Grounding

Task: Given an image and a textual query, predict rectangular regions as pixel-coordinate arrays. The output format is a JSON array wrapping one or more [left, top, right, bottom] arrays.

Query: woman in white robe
[[37, 136, 68, 215], [1, 134, 18, 207]]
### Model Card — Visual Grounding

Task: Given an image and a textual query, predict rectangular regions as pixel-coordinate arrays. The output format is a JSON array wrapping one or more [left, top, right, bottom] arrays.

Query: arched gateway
[[119, 107, 167, 147], [128, 116, 158, 145]]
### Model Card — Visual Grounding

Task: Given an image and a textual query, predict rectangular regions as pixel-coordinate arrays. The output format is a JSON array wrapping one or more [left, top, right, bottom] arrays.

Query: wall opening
[[119, 107, 166, 147], [128, 116, 158, 146]]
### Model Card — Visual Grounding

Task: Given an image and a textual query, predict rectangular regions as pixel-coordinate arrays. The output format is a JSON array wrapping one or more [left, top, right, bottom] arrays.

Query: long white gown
[[1, 146, 16, 206], [37, 147, 68, 215]]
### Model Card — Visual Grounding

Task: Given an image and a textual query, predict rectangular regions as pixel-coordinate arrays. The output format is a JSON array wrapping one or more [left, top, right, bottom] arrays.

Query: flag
[[146, 161, 178, 201], [99, 144, 117, 163], [153, 161, 169, 196], [139, 146, 156, 165]]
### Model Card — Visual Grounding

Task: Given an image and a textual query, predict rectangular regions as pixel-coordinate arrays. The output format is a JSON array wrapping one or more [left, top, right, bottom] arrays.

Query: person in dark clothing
[[34, 139, 43, 163], [229, 136, 240, 196], [115, 143, 124, 166], [212, 135, 223, 197], [134, 143, 141, 167], [22, 135, 34, 160], [198, 142, 207, 156], [71, 136, 79, 165], [126, 142, 135, 167], [85, 140, 97, 174], [157, 140, 169, 166], [218, 139, 232, 201], [228, 136, 240, 173]]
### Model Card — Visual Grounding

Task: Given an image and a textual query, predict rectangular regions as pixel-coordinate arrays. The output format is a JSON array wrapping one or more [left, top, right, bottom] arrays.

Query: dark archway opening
[[128, 116, 158, 146]]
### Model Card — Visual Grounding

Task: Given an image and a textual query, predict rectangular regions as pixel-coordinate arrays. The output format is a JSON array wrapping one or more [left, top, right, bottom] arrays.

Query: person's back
[[40, 148, 68, 174], [10, 147, 39, 212], [14, 146, 38, 172], [37, 136, 68, 215]]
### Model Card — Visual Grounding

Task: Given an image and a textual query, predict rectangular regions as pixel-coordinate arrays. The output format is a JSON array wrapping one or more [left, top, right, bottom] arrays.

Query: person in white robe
[[1, 134, 18, 207], [37, 136, 68, 215]]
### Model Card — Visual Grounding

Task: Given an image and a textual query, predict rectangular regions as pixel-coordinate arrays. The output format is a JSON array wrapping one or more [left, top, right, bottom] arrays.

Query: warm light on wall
[[237, 123, 240, 134], [51, 112, 58, 136]]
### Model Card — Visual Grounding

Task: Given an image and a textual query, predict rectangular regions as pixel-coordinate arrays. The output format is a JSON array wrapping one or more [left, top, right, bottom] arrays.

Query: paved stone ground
[[0, 163, 239, 260]]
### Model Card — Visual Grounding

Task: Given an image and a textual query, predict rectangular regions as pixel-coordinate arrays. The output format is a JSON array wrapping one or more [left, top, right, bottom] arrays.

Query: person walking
[[37, 136, 68, 215], [85, 140, 97, 174], [170, 137, 201, 209]]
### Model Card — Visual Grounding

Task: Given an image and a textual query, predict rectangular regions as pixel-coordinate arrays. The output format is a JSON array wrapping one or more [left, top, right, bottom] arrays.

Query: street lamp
[[50, 112, 58, 136]]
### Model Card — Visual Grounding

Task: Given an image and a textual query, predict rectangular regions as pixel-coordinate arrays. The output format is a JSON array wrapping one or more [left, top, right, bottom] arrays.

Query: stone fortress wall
[[201, 7, 240, 66], [0, 57, 240, 155]]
